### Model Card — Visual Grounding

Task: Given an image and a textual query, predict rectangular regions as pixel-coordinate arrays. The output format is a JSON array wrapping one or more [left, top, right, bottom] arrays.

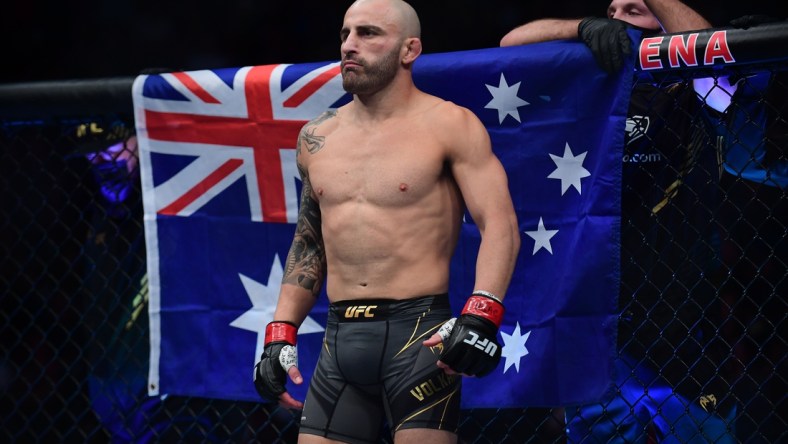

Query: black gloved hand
[[578, 17, 632, 74], [253, 321, 298, 402], [439, 294, 504, 377]]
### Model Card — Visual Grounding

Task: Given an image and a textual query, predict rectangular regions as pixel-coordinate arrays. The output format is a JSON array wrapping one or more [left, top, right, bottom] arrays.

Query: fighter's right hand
[[253, 321, 304, 408], [577, 17, 632, 74]]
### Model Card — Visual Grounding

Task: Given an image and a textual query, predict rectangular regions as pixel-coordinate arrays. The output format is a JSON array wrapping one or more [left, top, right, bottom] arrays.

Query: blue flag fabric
[[133, 41, 631, 408]]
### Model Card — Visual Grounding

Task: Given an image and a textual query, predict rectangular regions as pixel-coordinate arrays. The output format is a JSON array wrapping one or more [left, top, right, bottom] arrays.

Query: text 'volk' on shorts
[[299, 294, 460, 444]]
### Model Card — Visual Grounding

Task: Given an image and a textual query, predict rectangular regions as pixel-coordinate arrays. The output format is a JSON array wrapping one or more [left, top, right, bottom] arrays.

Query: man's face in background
[[607, 0, 662, 31]]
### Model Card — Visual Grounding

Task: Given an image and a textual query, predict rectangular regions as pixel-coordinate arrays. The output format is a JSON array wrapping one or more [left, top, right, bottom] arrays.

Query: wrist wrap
[[461, 295, 505, 328], [265, 321, 297, 345]]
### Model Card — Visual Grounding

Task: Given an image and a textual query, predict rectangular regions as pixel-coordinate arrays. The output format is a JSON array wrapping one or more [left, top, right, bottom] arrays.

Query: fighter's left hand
[[422, 294, 504, 377]]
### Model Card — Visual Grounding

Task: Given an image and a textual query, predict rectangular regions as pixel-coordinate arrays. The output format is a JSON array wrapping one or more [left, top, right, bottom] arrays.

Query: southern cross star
[[485, 73, 530, 124], [230, 254, 324, 361]]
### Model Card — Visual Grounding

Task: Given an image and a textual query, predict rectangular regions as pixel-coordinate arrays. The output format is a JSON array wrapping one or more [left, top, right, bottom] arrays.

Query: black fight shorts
[[299, 294, 460, 443]]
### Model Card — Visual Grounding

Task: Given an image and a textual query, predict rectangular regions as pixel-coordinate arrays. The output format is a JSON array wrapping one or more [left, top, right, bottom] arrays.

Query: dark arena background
[[2, 1, 786, 443]]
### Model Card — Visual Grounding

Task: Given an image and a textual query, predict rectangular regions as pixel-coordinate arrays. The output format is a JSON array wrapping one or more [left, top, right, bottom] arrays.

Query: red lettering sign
[[639, 36, 664, 70], [704, 30, 735, 65], [668, 34, 699, 67]]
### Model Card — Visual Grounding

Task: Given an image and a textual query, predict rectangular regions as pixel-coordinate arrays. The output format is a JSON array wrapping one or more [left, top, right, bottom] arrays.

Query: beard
[[341, 46, 400, 95]]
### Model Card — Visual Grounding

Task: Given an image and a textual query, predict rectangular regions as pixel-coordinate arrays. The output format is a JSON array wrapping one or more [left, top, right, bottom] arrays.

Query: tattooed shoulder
[[297, 110, 337, 155], [311, 110, 338, 126]]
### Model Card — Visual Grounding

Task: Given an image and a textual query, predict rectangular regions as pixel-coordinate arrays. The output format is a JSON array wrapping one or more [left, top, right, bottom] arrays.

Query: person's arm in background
[[644, 0, 709, 32], [503, 14, 633, 74], [500, 18, 582, 46]]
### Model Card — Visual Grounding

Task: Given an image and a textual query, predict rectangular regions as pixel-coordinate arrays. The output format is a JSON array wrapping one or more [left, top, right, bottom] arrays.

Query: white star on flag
[[501, 322, 530, 373], [485, 73, 529, 124], [548, 143, 591, 195], [230, 254, 324, 362], [525, 217, 559, 255]]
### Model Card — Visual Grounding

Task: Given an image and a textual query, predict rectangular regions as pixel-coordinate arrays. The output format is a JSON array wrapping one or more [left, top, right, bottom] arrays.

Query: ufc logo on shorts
[[344, 305, 377, 318], [463, 331, 497, 356]]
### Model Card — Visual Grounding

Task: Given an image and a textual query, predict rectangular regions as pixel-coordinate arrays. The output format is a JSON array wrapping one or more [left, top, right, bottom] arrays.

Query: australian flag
[[133, 40, 631, 408]]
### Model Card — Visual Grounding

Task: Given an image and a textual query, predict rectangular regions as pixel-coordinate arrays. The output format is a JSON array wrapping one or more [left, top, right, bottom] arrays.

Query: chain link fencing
[[1, 43, 785, 444]]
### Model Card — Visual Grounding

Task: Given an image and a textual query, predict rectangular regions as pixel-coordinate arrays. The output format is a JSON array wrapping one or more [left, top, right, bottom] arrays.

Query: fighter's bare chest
[[307, 130, 447, 205]]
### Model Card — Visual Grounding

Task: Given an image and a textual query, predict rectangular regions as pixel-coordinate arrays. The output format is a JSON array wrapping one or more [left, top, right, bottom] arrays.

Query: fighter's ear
[[402, 37, 422, 64]]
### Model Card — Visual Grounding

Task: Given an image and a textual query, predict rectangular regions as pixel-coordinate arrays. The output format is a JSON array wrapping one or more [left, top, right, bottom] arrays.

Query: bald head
[[348, 0, 421, 39]]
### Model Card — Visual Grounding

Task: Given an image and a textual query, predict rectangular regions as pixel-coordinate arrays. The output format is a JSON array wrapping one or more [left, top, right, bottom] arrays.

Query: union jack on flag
[[136, 62, 347, 224], [134, 42, 631, 407]]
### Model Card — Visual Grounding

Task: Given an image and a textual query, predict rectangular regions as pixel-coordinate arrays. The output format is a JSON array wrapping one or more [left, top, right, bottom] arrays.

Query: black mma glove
[[438, 293, 505, 377], [253, 321, 298, 402], [578, 17, 632, 74]]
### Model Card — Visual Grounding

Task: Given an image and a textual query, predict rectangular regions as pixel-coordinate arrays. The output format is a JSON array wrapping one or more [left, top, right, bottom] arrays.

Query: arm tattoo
[[296, 110, 336, 155], [283, 164, 326, 297]]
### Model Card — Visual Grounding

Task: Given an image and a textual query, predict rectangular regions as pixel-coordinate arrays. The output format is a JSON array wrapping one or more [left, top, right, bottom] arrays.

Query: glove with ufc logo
[[253, 321, 298, 402], [438, 293, 504, 377]]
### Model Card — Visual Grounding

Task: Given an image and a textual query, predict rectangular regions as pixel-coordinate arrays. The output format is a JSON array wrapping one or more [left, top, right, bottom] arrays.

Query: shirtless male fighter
[[254, 1, 520, 442]]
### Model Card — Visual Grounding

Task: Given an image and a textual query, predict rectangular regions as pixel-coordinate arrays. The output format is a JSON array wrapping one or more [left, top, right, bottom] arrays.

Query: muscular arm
[[273, 124, 327, 325], [500, 18, 582, 47], [449, 108, 520, 300]]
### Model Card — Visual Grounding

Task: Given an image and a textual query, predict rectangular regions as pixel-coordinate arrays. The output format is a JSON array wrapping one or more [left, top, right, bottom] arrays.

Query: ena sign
[[639, 30, 735, 70]]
